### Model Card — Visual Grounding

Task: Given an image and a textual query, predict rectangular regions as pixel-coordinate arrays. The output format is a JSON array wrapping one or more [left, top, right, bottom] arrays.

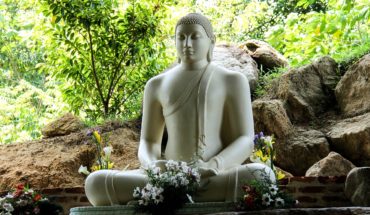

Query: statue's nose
[[185, 37, 192, 47]]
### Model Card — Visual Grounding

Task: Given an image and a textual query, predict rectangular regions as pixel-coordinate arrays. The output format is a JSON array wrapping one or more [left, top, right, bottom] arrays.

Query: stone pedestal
[[70, 202, 235, 215]]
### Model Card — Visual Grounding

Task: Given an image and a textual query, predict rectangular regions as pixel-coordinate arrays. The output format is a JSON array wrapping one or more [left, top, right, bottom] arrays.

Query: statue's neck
[[180, 59, 209, 72]]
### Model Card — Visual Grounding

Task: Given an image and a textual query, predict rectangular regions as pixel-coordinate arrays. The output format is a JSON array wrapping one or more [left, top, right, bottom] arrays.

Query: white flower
[[152, 188, 164, 205], [78, 165, 90, 175], [3, 203, 14, 212], [269, 184, 278, 196], [262, 136, 273, 149], [190, 169, 201, 182], [138, 199, 147, 206], [103, 146, 113, 157], [186, 194, 194, 203], [16, 199, 28, 206], [25, 189, 34, 195], [152, 166, 161, 175], [133, 187, 141, 198], [262, 193, 272, 206], [165, 160, 179, 171], [178, 176, 189, 186], [5, 194, 13, 199], [144, 183, 153, 191], [169, 176, 179, 187], [274, 197, 285, 207]]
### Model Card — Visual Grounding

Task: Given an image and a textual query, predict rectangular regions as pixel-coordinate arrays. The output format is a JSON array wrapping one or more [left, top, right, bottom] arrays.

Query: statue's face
[[176, 24, 212, 63]]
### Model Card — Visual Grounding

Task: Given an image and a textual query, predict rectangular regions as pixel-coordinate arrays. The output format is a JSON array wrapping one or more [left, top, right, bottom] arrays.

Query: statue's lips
[[183, 50, 194, 55]]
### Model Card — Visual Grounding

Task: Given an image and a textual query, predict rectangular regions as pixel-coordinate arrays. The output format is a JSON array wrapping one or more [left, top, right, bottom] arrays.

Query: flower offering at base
[[250, 132, 286, 180], [79, 129, 115, 176], [236, 171, 298, 211], [0, 184, 63, 215], [133, 160, 200, 215]]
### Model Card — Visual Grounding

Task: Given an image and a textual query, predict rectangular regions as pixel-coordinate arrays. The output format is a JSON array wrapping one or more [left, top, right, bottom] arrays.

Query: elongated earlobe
[[207, 49, 212, 62], [207, 40, 215, 62]]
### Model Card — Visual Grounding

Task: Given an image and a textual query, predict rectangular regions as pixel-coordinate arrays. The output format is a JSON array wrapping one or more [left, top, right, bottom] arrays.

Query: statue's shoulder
[[144, 64, 180, 90], [211, 63, 247, 82]]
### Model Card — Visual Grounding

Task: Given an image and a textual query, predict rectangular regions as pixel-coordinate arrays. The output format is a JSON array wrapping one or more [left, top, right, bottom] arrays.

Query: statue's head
[[175, 13, 215, 63]]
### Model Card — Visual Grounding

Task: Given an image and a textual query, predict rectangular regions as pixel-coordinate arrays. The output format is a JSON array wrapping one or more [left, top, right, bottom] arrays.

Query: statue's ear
[[207, 38, 215, 62]]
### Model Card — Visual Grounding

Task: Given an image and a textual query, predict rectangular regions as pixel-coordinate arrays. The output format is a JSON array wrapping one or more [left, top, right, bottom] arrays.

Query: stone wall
[[279, 176, 350, 208], [36, 176, 350, 214]]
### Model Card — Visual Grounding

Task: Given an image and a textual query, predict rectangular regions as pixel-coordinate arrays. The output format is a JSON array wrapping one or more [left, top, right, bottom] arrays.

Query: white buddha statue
[[85, 13, 275, 206]]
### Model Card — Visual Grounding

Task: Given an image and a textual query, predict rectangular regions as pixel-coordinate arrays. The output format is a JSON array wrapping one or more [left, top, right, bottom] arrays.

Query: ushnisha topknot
[[175, 13, 215, 41]]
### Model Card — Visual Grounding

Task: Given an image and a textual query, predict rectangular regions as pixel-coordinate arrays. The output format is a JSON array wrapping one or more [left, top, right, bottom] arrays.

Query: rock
[[275, 128, 330, 176], [240, 39, 288, 71], [213, 44, 259, 90], [335, 54, 370, 116], [345, 167, 370, 206], [326, 112, 370, 166], [0, 124, 140, 190], [313, 56, 340, 91], [42, 113, 84, 138], [269, 56, 338, 123], [252, 99, 293, 141], [305, 151, 356, 177]]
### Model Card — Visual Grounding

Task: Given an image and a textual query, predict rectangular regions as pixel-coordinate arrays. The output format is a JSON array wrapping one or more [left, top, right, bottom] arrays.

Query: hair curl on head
[[175, 13, 215, 41]]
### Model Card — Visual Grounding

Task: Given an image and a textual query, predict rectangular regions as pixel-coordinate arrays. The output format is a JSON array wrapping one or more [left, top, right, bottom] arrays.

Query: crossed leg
[[85, 163, 275, 206]]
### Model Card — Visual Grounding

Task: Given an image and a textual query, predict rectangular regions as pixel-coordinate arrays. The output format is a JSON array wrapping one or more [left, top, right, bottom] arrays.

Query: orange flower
[[33, 194, 42, 201], [17, 184, 25, 190]]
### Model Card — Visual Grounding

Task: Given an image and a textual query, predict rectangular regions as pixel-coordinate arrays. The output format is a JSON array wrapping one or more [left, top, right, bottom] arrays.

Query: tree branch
[[87, 24, 107, 115]]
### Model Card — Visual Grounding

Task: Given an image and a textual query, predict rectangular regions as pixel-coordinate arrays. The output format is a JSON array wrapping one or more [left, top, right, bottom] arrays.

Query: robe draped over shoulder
[[161, 63, 219, 161]]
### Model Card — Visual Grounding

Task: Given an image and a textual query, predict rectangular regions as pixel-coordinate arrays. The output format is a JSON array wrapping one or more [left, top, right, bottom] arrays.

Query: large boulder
[[240, 40, 288, 71], [252, 99, 293, 141], [335, 54, 370, 116], [326, 112, 370, 166], [275, 128, 330, 176], [213, 44, 259, 90], [305, 151, 356, 177], [42, 113, 84, 138], [0, 124, 140, 190], [345, 167, 370, 206], [269, 56, 338, 123]]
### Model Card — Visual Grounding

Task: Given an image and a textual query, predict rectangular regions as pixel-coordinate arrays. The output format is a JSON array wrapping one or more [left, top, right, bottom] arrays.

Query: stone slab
[[70, 205, 370, 215], [70, 202, 235, 215], [213, 207, 370, 215]]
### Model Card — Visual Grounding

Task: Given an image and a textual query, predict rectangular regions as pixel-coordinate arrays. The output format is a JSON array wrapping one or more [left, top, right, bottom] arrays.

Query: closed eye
[[177, 35, 185, 40], [191, 34, 201, 39]]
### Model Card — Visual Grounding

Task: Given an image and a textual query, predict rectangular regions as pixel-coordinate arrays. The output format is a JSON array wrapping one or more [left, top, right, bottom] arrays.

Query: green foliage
[[181, 0, 328, 41], [266, 0, 370, 66], [0, 0, 69, 144], [0, 78, 68, 144], [40, 0, 173, 120], [0, 0, 47, 88], [253, 67, 287, 99]]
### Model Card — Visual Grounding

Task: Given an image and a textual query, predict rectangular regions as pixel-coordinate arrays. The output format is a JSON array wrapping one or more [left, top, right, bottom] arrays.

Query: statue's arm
[[207, 72, 254, 172], [138, 78, 165, 167]]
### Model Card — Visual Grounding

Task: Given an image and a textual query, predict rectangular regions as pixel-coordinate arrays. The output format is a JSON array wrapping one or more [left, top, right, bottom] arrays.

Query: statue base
[[70, 202, 235, 215]]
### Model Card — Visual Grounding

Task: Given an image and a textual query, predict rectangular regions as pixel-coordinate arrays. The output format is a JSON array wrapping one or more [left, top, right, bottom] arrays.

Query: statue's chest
[[161, 77, 224, 118]]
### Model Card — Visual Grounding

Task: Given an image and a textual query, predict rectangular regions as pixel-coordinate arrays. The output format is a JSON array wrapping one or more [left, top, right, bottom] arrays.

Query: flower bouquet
[[0, 184, 62, 215], [78, 129, 114, 175], [133, 160, 200, 215], [237, 171, 297, 211], [250, 132, 285, 180]]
